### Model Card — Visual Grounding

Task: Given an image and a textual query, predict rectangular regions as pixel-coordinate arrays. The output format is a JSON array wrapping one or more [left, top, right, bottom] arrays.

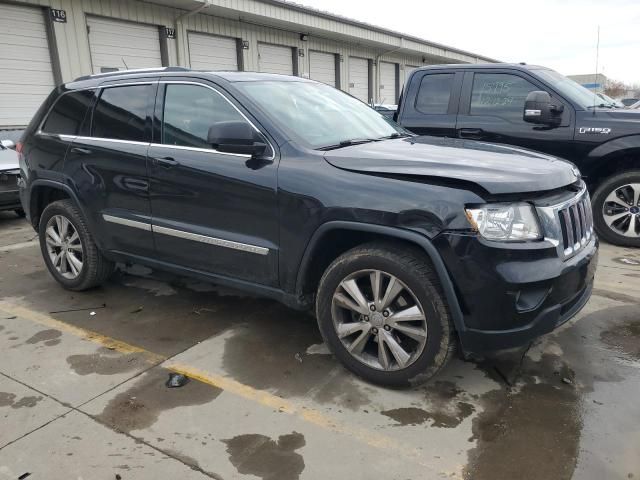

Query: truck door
[[455, 70, 574, 159], [398, 70, 463, 137]]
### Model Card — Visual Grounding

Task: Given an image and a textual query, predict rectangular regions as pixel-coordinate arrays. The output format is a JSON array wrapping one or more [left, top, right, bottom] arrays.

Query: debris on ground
[[90, 311, 96, 316], [50, 304, 106, 314], [562, 377, 573, 385], [294, 353, 303, 363], [192, 307, 216, 315], [130, 306, 144, 314], [166, 372, 189, 388]]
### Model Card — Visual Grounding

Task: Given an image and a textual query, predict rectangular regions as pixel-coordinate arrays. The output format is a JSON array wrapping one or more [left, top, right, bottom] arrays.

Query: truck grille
[[557, 191, 593, 258]]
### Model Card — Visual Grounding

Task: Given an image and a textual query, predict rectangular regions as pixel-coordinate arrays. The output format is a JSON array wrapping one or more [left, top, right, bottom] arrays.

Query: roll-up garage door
[[188, 32, 238, 71], [87, 17, 162, 74], [309, 51, 336, 87], [258, 43, 294, 75], [379, 61, 398, 104], [348, 57, 369, 103], [0, 4, 55, 127]]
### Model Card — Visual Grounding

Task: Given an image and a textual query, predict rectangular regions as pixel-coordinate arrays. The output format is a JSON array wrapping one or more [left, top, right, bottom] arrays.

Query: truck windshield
[[235, 80, 405, 149], [533, 69, 604, 109]]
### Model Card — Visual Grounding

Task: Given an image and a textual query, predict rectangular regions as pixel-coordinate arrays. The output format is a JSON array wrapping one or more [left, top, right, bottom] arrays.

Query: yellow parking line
[[166, 362, 433, 467], [0, 301, 166, 364], [0, 300, 440, 472]]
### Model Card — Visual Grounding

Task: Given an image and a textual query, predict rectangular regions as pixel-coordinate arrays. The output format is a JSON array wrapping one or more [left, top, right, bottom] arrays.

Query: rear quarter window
[[41, 90, 95, 135]]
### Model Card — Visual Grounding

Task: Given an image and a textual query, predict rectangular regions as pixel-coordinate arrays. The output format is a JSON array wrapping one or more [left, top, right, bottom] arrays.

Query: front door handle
[[70, 147, 93, 155], [458, 128, 484, 140], [152, 156, 179, 168]]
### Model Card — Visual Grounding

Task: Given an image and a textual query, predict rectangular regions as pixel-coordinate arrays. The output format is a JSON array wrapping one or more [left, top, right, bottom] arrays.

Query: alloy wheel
[[45, 215, 84, 279], [331, 269, 428, 371], [602, 183, 640, 238]]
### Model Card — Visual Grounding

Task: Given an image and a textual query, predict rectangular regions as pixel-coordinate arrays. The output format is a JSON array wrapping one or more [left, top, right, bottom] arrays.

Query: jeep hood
[[323, 136, 579, 195]]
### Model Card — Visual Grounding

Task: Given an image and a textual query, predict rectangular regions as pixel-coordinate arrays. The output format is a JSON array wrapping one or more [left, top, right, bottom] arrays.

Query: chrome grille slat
[[554, 186, 593, 259]]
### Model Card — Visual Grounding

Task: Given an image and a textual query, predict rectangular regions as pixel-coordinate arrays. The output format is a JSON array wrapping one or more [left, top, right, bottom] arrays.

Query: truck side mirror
[[523, 91, 563, 126]]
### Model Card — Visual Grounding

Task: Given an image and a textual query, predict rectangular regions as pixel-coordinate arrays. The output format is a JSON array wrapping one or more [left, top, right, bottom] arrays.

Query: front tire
[[316, 243, 455, 387], [592, 170, 640, 247], [39, 199, 115, 291]]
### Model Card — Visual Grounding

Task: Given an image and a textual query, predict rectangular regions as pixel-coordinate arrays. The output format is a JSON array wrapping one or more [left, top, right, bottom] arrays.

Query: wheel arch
[[295, 221, 467, 339], [29, 180, 82, 229], [584, 136, 640, 189]]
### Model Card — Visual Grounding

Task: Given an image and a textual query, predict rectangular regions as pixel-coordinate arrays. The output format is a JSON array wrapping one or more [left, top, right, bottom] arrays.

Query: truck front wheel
[[592, 170, 640, 247]]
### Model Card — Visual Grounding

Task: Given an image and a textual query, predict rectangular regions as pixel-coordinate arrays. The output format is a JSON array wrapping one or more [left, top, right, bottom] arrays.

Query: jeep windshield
[[533, 68, 607, 109], [235, 80, 408, 150]]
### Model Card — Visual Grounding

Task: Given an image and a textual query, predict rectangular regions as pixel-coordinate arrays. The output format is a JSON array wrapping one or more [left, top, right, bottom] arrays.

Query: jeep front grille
[[557, 193, 593, 258], [536, 183, 594, 260]]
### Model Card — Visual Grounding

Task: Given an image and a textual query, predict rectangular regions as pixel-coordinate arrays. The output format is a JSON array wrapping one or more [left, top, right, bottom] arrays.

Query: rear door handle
[[70, 147, 92, 155], [152, 156, 179, 168], [458, 128, 484, 140]]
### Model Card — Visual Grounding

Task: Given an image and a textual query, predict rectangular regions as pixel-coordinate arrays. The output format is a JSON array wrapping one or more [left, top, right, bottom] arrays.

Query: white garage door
[[379, 61, 397, 104], [188, 32, 238, 71], [0, 4, 55, 127], [309, 51, 336, 87], [258, 43, 293, 75], [87, 17, 162, 74], [348, 57, 369, 103]]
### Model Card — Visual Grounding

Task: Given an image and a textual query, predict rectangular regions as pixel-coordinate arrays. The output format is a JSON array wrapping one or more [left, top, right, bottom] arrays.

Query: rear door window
[[415, 73, 455, 114], [41, 90, 95, 135], [92, 85, 151, 141]]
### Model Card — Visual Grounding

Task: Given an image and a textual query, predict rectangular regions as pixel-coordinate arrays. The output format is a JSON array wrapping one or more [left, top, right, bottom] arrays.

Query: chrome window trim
[[153, 225, 269, 255], [74, 136, 149, 147], [159, 80, 276, 161], [36, 79, 276, 161], [149, 143, 251, 158], [102, 214, 152, 231], [102, 213, 269, 255]]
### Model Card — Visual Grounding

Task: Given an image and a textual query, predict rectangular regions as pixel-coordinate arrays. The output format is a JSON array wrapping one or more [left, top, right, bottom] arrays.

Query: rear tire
[[316, 242, 455, 387], [39, 199, 115, 291], [592, 170, 640, 247]]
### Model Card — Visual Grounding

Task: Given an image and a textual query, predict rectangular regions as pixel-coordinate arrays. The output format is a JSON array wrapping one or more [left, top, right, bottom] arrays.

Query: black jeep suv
[[17, 68, 597, 386], [394, 63, 640, 247]]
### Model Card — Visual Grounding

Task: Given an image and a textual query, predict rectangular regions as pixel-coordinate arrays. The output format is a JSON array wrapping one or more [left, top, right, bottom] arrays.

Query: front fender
[[294, 221, 467, 346], [586, 134, 640, 160]]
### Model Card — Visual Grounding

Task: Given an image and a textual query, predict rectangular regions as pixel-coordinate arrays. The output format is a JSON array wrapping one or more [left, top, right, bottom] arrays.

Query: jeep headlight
[[465, 203, 542, 241]]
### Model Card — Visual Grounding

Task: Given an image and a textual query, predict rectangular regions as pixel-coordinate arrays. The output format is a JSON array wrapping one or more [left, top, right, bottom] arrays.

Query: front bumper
[[435, 232, 598, 353]]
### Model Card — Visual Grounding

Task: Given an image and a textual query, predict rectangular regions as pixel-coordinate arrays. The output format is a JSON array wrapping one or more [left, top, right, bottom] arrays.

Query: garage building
[[0, 0, 497, 130]]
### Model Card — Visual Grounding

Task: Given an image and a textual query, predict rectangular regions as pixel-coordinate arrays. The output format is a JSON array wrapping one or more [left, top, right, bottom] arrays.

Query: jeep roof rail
[[73, 66, 191, 82]]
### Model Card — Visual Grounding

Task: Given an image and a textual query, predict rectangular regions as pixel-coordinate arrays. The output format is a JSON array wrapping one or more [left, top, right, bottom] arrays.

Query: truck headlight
[[465, 203, 542, 241]]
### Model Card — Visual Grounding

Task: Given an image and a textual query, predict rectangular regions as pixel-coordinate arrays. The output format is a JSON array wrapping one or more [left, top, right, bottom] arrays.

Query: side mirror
[[0, 139, 16, 150], [207, 121, 267, 157], [523, 91, 564, 126]]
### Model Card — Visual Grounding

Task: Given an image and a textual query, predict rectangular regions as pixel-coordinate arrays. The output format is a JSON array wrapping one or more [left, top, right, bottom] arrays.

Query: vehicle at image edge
[[0, 139, 24, 216], [15, 68, 598, 387], [596, 93, 624, 109], [373, 104, 398, 119], [629, 100, 640, 110], [621, 98, 639, 107], [394, 63, 640, 247]]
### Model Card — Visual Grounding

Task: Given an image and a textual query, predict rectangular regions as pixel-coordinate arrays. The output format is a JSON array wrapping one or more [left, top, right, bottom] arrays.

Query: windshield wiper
[[587, 103, 613, 109], [377, 132, 413, 140], [317, 138, 380, 151]]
